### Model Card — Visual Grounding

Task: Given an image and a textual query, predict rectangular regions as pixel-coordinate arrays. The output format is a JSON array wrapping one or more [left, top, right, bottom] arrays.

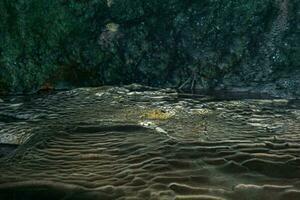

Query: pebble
[[139, 121, 168, 134]]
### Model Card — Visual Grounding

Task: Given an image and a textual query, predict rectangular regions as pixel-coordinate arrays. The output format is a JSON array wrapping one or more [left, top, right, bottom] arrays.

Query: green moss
[[0, 0, 298, 93]]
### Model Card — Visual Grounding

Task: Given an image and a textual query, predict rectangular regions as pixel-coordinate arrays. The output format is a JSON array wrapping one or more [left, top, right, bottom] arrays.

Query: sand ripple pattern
[[0, 87, 299, 199]]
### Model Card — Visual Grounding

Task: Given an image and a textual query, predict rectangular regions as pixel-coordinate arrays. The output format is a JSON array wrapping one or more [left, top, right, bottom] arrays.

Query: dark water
[[0, 87, 300, 200]]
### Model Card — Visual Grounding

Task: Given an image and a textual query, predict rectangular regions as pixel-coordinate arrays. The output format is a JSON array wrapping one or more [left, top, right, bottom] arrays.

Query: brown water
[[0, 86, 300, 200]]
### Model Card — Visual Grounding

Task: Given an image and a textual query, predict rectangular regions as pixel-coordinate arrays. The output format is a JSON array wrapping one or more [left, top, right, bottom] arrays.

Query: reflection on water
[[0, 86, 300, 200]]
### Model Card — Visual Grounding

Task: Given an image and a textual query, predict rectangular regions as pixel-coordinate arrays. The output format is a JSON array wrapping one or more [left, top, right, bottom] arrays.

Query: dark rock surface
[[0, 1, 299, 97], [0, 143, 18, 158]]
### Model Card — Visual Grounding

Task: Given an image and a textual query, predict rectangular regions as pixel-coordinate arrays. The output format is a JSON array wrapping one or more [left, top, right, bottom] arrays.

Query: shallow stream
[[0, 86, 300, 200]]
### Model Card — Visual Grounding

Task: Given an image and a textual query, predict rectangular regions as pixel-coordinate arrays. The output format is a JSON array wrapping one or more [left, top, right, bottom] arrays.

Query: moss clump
[[141, 109, 174, 120]]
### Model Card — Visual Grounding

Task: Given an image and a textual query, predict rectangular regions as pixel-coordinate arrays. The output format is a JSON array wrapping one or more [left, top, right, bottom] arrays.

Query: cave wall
[[0, 0, 299, 97]]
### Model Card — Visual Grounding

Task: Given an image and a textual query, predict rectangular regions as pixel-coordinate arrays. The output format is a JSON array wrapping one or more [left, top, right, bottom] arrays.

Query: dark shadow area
[[0, 182, 119, 200], [0, 144, 18, 158]]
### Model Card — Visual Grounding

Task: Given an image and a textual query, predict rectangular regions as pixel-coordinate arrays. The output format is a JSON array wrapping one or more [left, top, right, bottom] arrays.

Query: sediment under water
[[0, 86, 300, 200]]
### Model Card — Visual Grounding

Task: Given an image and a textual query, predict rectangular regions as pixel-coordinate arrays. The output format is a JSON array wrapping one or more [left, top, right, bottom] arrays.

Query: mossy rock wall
[[0, 0, 299, 96]]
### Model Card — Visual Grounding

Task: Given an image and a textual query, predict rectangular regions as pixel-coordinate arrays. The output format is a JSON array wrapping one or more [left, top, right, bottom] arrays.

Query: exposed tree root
[[179, 69, 198, 92]]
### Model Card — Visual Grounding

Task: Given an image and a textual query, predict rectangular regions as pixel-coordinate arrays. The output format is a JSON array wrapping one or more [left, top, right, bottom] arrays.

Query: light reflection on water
[[0, 87, 300, 200]]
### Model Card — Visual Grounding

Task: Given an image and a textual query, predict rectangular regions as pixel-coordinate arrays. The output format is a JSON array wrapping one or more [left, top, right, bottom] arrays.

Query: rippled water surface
[[0, 86, 300, 200]]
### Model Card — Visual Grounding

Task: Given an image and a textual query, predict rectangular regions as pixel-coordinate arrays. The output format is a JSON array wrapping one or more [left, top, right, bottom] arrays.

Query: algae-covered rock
[[141, 109, 175, 120], [0, 0, 299, 97]]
